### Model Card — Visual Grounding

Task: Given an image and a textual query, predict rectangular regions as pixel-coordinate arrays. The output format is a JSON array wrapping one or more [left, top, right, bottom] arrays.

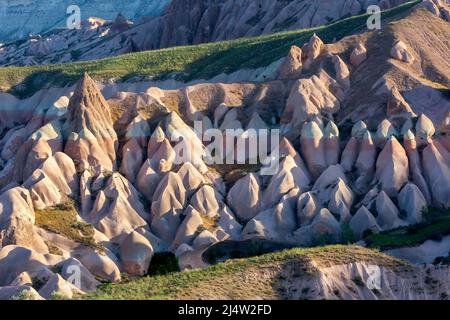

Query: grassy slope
[[0, 1, 420, 98], [83, 245, 409, 300], [35, 201, 99, 250], [366, 209, 450, 250]]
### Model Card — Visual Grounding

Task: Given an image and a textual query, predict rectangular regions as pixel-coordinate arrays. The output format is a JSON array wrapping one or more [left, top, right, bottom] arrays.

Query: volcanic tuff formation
[[0, 2, 449, 300]]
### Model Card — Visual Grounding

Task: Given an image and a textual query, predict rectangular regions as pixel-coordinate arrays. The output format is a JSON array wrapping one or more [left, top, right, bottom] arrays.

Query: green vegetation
[[341, 223, 356, 244], [203, 239, 293, 264], [366, 208, 450, 250], [35, 201, 99, 250], [0, 1, 420, 98], [147, 253, 180, 276], [10, 289, 40, 301], [83, 245, 409, 300]]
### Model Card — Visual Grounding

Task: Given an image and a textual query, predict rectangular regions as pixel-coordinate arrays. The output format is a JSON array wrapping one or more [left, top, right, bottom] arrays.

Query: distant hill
[[0, 0, 414, 68], [0, 0, 169, 41]]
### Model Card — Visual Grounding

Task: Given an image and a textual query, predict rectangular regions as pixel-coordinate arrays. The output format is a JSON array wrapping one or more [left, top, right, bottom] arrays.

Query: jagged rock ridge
[[0, 2, 449, 300]]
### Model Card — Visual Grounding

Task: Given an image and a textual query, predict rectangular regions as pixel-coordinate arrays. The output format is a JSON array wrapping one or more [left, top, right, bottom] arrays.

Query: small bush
[[147, 253, 180, 276]]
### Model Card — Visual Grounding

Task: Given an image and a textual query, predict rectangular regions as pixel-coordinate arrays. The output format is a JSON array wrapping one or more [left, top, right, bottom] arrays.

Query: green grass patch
[[35, 201, 99, 249], [82, 245, 409, 300], [366, 209, 450, 250], [0, 1, 420, 98]]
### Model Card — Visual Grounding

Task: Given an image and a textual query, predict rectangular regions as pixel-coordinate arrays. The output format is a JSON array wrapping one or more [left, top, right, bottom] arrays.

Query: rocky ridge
[[0, 3, 449, 299]]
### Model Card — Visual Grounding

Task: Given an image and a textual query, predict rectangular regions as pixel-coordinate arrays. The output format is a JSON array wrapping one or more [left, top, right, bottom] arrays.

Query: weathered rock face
[[150, 172, 186, 244], [300, 121, 327, 180], [422, 141, 450, 208], [264, 155, 310, 209], [120, 115, 150, 183], [403, 131, 432, 204], [415, 114, 435, 147], [63, 73, 118, 172], [375, 136, 409, 197], [88, 173, 150, 242], [227, 173, 261, 223], [398, 183, 427, 224], [38, 273, 84, 299], [281, 75, 340, 140], [1, 5, 450, 299], [390, 40, 415, 64], [349, 206, 380, 240], [120, 231, 154, 276], [387, 87, 416, 121], [350, 43, 368, 67], [376, 191, 404, 230], [0, 188, 48, 254], [297, 192, 321, 226], [292, 208, 342, 246], [76, 251, 121, 283], [23, 152, 79, 210], [324, 121, 341, 167], [277, 45, 303, 79]]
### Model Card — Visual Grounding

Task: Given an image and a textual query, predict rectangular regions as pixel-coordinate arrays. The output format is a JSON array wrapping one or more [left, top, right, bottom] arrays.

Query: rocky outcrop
[[375, 136, 409, 197], [120, 231, 154, 276], [387, 87, 416, 122], [390, 40, 415, 64], [277, 46, 302, 79], [0, 6, 450, 299], [76, 251, 121, 283], [243, 189, 299, 242], [422, 141, 450, 208], [150, 172, 186, 244], [281, 76, 340, 140], [0, 188, 48, 254], [190, 185, 222, 218], [375, 191, 404, 230], [350, 206, 381, 240], [136, 160, 160, 201], [297, 192, 321, 226], [324, 121, 341, 167], [23, 152, 78, 210], [398, 183, 427, 224], [120, 115, 149, 183], [304, 34, 324, 68], [300, 121, 327, 180], [38, 273, 83, 299], [172, 206, 204, 250], [292, 208, 342, 246], [350, 43, 368, 67], [403, 130, 432, 204], [88, 173, 150, 242], [415, 114, 435, 147], [63, 73, 118, 172], [313, 166, 353, 223], [227, 173, 261, 223], [264, 155, 310, 209]]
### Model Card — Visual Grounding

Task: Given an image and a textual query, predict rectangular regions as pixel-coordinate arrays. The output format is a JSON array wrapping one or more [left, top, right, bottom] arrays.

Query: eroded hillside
[[0, 0, 415, 66], [0, 2, 449, 300]]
